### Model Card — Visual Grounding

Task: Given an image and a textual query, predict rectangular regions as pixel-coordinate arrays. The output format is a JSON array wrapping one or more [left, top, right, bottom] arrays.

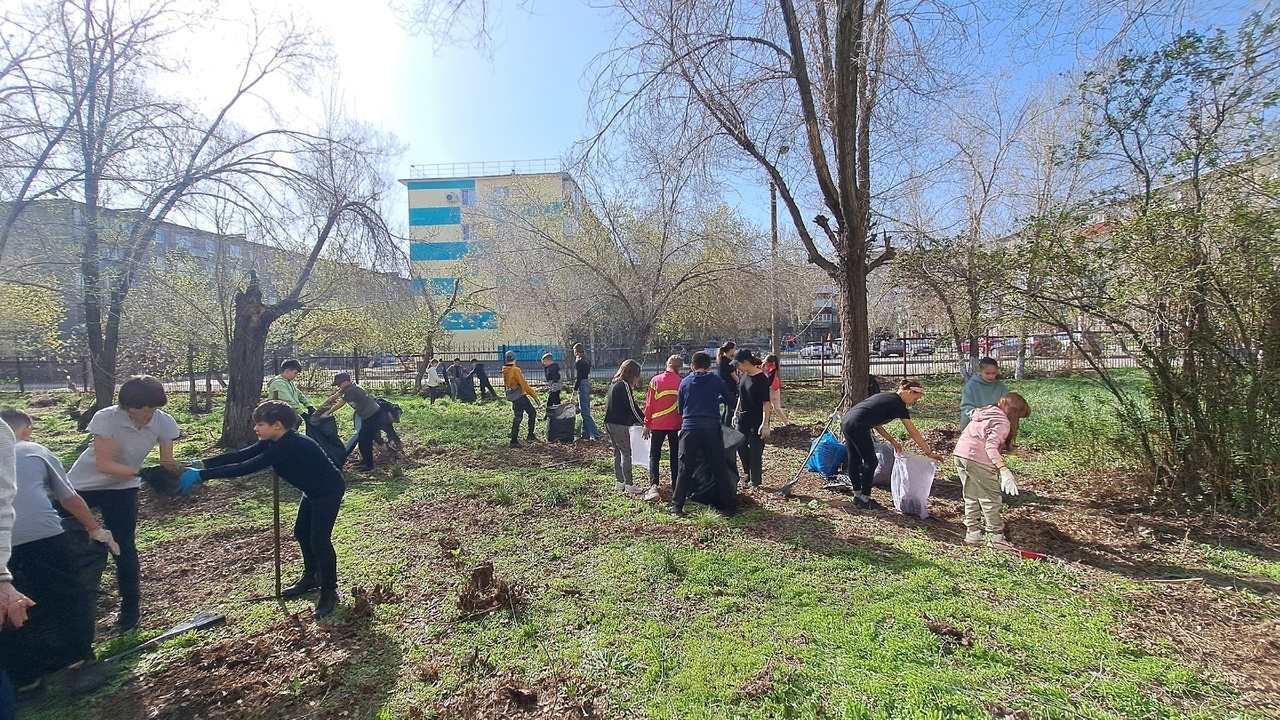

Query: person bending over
[[179, 401, 346, 619], [840, 379, 943, 510]]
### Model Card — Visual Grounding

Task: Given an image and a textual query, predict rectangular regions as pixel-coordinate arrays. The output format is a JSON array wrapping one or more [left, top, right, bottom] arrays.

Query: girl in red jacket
[[760, 353, 788, 438]]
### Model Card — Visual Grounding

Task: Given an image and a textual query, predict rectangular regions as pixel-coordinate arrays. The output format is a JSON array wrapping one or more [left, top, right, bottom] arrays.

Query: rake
[[775, 391, 847, 497]]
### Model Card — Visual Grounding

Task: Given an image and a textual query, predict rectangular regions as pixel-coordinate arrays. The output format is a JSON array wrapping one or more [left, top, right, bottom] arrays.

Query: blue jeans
[[578, 383, 600, 439], [344, 413, 362, 453]]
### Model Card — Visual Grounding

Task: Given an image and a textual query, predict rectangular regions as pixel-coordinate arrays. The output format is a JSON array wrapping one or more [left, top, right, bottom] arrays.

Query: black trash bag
[[140, 465, 181, 496], [546, 403, 576, 444], [304, 413, 350, 468], [455, 376, 477, 403], [688, 456, 737, 516]]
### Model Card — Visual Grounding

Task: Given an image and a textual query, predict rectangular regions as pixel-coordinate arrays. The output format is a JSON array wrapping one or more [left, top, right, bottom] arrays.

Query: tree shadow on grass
[[729, 496, 943, 575]]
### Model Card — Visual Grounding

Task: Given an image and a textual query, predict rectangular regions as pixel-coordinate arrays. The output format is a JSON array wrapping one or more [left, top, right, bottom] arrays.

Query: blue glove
[[178, 468, 202, 494]]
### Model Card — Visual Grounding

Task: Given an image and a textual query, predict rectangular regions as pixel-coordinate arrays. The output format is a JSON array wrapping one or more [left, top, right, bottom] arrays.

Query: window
[[493, 186, 510, 200], [229, 245, 242, 258], [461, 188, 476, 206], [461, 225, 473, 242]]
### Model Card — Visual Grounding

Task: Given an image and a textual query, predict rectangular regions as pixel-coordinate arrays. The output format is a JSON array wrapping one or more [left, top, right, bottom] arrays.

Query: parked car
[[365, 354, 401, 368], [957, 337, 999, 354], [874, 338, 905, 357], [799, 342, 839, 359], [905, 339, 934, 356]]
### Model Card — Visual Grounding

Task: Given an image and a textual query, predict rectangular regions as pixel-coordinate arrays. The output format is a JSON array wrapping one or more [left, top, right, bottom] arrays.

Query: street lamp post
[[770, 145, 789, 356]]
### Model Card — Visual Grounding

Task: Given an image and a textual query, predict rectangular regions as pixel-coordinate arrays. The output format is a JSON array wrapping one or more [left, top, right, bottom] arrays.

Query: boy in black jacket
[[178, 401, 346, 619]]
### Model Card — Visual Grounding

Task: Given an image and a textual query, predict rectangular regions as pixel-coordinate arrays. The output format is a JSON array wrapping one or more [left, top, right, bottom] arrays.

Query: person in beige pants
[[952, 393, 1031, 545]]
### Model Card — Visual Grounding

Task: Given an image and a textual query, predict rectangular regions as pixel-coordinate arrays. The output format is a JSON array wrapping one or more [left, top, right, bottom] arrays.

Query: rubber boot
[[314, 588, 339, 619], [281, 573, 320, 597]]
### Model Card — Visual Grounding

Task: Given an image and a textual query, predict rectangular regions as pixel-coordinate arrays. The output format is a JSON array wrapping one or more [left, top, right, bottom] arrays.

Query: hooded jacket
[[644, 370, 683, 432], [677, 371, 733, 431], [960, 375, 1009, 429], [953, 405, 1011, 468]]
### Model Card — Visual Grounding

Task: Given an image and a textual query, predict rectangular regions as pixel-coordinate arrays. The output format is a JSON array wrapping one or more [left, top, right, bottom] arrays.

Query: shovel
[[776, 392, 847, 497], [103, 611, 226, 663]]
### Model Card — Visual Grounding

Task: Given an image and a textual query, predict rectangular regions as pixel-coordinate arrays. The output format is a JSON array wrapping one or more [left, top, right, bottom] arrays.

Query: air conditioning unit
[[445, 192, 460, 204]]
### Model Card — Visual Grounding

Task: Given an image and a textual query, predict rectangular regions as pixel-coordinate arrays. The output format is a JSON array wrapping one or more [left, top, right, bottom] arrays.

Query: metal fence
[[0, 334, 1141, 394]]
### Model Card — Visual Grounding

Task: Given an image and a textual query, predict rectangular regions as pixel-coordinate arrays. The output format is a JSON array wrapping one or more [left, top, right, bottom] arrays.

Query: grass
[[3, 375, 1273, 719]]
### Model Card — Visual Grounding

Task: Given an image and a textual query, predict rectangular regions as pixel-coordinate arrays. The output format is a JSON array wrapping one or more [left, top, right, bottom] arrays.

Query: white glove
[[1000, 468, 1018, 496], [90, 526, 121, 555]]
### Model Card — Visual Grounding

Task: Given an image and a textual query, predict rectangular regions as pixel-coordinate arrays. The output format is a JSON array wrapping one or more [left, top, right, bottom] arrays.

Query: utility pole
[[770, 145, 789, 356]]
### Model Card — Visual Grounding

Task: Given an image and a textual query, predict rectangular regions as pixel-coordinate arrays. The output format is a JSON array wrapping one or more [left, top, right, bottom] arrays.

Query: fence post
[[819, 351, 825, 388], [15, 357, 24, 393], [903, 343, 908, 378], [188, 345, 198, 413], [353, 347, 360, 384]]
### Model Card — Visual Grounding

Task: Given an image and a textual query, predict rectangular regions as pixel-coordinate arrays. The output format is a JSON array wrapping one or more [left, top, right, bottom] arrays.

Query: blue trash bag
[[806, 432, 847, 477]]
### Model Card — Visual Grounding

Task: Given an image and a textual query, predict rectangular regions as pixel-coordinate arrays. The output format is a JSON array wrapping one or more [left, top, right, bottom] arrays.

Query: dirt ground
[[47, 426, 1280, 718]]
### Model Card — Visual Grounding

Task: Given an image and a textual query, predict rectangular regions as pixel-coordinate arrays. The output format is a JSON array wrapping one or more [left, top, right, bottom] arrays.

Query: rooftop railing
[[406, 158, 563, 180]]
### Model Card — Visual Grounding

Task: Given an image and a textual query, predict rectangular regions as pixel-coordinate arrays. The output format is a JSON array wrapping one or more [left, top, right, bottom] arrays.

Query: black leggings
[[77, 487, 140, 613], [648, 429, 679, 486], [295, 489, 344, 590], [841, 421, 878, 495], [740, 426, 765, 486]]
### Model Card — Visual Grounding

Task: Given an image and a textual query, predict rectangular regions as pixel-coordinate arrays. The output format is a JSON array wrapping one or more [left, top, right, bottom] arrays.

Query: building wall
[[403, 171, 578, 345]]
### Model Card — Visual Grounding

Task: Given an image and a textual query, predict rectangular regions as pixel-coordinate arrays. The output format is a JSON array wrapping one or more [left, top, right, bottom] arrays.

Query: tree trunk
[[219, 273, 295, 448], [836, 252, 870, 406]]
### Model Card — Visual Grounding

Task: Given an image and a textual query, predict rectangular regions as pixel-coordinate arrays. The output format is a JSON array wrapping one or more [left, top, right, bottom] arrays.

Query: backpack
[[376, 397, 402, 423]]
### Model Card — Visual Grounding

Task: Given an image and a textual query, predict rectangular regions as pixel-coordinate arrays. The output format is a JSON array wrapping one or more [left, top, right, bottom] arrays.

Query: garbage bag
[[871, 442, 896, 488], [629, 425, 650, 469], [546, 403, 576, 444], [890, 451, 936, 519], [806, 432, 846, 477]]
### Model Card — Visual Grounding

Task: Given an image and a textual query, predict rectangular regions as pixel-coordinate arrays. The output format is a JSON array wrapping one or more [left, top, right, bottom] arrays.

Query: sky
[[292, 0, 617, 221]]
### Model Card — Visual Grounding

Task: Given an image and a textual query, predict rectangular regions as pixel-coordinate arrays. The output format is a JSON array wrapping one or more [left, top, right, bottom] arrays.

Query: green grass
[[4, 378, 1273, 719]]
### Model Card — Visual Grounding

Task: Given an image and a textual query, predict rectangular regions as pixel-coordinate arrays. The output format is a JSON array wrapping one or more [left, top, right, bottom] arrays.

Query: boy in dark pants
[[501, 351, 538, 447], [325, 372, 388, 472], [178, 401, 346, 619], [671, 352, 736, 516], [542, 353, 563, 406]]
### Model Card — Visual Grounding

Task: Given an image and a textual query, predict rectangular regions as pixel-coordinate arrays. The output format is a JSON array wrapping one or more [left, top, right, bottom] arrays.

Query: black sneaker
[[281, 575, 320, 597], [509, 440, 523, 448], [669, 506, 686, 517], [852, 495, 870, 510]]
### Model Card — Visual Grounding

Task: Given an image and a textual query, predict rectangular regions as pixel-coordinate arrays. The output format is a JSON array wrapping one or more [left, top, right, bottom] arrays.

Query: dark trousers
[[547, 390, 561, 406], [721, 391, 738, 427], [511, 396, 536, 441], [294, 489, 345, 590], [648, 429, 679, 486], [0, 532, 102, 686], [672, 428, 734, 512], [478, 377, 498, 400], [741, 425, 765, 486], [841, 419, 878, 495], [77, 487, 139, 614], [356, 409, 389, 469]]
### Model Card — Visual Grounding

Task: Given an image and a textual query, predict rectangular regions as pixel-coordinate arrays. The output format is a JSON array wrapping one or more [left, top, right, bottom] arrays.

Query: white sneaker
[[964, 530, 984, 544], [643, 486, 661, 502], [989, 533, 1009, 546], [615, 482, 625, 493], [623, 484, 644, 495]]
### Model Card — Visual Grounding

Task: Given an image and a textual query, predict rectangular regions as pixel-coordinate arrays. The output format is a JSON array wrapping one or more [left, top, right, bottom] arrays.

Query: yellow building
[[400, 159, 582, 349]]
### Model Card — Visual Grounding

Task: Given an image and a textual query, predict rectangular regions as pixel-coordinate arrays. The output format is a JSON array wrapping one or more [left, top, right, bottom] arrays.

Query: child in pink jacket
[[953, 392, 1031, 545]]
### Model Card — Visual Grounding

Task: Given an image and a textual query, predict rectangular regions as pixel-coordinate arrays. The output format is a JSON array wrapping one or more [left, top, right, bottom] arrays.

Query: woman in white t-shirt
[[67, 376, 181, 633]]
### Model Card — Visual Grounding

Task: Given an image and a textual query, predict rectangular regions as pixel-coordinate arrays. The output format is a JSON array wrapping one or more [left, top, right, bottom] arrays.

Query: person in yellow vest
[[642, 355, 684, 502]]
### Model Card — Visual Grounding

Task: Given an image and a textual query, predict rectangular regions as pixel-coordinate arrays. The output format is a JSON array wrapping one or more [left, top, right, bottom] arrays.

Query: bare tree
[[219, 112, 401, 447]]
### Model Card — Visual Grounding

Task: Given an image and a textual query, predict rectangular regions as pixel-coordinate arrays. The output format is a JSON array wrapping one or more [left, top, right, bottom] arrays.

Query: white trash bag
[[629, 425, 651, 470], [891, 451, 936, 519]]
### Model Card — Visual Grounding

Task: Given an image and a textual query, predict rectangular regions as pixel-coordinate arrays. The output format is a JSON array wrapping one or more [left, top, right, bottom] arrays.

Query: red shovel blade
[[991, 540, 1048, 560]]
